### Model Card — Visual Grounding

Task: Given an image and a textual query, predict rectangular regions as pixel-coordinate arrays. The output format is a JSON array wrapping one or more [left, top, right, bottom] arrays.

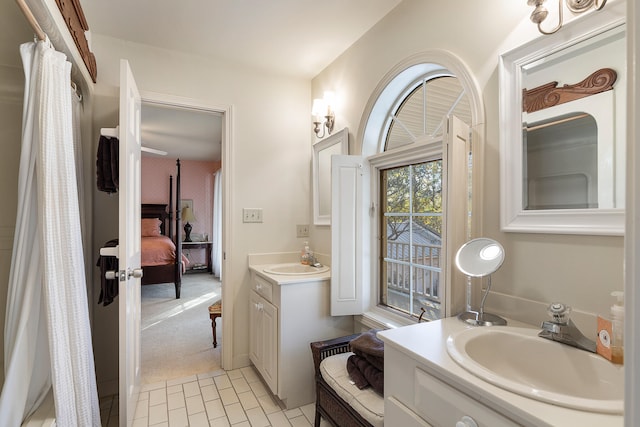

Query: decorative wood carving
[[522, 68, 617, 113], [55, 0, 97, 82]]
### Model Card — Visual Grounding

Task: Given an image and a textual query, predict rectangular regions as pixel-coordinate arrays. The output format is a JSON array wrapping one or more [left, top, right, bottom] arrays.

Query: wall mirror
[[499, 6, 625, 235], [313, 127, 348, 225]]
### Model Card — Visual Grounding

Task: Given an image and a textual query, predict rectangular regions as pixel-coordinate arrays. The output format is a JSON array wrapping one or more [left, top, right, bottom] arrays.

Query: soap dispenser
[[301, 241, 310, 265], [610, 291, 624, 365]]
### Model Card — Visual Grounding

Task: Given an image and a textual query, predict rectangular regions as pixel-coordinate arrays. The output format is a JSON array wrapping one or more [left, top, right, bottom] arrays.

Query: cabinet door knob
[[456, 416, 478, 427]]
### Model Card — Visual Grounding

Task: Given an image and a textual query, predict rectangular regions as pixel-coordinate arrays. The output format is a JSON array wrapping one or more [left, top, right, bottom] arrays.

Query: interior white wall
[[311, 0, 625, 332], [89, 33, 312, 388]]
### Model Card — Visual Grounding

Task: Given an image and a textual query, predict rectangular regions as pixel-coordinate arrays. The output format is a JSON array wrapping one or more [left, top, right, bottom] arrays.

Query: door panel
[[118, 59, 142, 427]]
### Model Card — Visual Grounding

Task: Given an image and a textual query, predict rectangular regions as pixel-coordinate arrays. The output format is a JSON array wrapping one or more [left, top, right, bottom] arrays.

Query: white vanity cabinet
[[248, 266, 352, 409], [378, 320, 624, 427], [385, 344, 516, 427]]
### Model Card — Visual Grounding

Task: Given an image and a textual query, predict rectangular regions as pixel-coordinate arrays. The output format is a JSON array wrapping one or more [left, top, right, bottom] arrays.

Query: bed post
[[168, 174, 174, 240], [175, 159, 182, 299]]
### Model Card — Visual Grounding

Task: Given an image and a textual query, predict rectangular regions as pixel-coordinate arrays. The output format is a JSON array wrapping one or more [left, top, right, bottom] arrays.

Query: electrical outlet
[[296, 224, 309, 237], [243, 208, 263, 223]]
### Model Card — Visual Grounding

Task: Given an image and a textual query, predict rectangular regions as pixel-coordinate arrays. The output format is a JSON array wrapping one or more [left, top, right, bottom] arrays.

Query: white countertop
[[377, 318, 623, 427], [249, 263, 330, 285]]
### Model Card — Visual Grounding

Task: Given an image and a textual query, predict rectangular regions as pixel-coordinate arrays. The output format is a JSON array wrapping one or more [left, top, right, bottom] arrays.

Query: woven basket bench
[[310, 334, 384, 427]]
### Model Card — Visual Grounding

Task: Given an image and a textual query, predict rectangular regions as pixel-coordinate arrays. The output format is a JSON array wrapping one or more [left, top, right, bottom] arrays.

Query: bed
[[140, 159, 186, 298]]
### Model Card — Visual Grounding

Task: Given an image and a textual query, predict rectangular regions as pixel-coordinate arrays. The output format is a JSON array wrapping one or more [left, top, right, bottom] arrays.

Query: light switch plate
[[243, 208, 263, 223], [296, 224, 309, 237]]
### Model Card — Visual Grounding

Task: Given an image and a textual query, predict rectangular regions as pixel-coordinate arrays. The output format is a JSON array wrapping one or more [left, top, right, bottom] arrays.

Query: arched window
[[343, 52, 483, 325]]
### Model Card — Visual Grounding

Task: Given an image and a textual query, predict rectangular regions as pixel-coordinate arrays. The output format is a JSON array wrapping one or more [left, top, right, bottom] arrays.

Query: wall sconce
[[527, 0, 606, 35], [312, 91, 335, 138]]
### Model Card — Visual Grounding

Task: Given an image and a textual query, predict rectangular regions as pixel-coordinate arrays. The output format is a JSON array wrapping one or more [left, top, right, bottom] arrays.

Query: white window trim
[[366, 139, 445, 326]]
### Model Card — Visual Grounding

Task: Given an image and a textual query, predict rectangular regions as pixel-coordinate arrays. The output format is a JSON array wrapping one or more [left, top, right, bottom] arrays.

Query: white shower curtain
[[211, 169, 222, 278], [0, 39, 100, 426]]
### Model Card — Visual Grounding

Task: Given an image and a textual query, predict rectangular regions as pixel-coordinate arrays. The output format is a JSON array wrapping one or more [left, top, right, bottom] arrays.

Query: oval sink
[[263, 263, 329, 275], [446, 326, 623, 414]]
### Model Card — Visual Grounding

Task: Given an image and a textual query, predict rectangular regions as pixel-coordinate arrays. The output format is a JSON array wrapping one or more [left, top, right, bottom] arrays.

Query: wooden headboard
[[142, 204, 169, 236]]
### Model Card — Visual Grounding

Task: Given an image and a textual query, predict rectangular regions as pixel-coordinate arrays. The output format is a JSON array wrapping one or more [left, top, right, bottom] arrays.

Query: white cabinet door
[[260, 299, 278, 393], [249, 290, 278, 394], [249, 291, 261, 367]]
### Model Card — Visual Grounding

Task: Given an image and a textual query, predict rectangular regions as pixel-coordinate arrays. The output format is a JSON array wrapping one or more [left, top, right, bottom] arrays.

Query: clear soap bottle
[[610, 291, 624, 365]]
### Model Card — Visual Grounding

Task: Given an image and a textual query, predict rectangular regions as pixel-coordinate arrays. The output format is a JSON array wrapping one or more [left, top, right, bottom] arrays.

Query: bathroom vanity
[[248, 259, 352, 409], [378, 319, 623, 427]]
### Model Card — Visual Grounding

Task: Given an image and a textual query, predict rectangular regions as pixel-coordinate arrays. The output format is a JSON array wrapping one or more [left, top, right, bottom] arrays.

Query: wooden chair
[[208, 301, 222, 348]]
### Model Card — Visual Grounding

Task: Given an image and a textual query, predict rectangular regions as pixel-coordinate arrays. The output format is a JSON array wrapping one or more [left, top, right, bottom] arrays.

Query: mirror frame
[[499, 5, 625, 236], [313, 127, 348, 226]]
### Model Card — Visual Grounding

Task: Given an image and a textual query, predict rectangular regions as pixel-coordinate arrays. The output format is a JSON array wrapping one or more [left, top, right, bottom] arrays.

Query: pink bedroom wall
[[141, 157, 221, 266]]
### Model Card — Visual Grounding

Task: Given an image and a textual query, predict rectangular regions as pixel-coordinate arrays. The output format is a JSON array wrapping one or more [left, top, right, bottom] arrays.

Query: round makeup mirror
[[455, 238, 505, 277], [455, 238, 507, 326]]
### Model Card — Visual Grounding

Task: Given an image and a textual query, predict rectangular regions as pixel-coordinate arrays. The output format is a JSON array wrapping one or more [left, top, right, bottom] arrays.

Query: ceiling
[[6, 1, 402, 162], [81, 0, 402, 161], [81, 0, 402, 79]]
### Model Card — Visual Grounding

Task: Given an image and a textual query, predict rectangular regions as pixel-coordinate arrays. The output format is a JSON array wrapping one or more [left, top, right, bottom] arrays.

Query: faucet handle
[[547, 302, 571, 323]]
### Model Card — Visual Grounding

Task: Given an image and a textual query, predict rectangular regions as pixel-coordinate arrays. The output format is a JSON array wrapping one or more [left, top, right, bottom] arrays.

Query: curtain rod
[[15, 0, 46, 41]]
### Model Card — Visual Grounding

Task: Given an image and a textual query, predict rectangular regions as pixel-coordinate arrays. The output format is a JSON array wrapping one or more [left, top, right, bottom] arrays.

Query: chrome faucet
[[538, 302, 596, 353]]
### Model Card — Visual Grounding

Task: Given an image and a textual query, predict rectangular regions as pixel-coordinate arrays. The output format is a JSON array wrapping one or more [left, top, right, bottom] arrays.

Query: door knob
[[129, 268, 144, 279], [105, 270, 117, 280]]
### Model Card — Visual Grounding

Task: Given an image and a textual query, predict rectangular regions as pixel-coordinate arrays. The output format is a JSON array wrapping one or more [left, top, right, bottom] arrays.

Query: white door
[[118, 59, 143, 427]]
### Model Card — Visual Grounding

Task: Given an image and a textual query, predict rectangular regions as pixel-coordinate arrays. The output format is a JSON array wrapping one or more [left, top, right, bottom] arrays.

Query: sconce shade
[[312, 98, 326, 118], [311, 91, 336, 138]]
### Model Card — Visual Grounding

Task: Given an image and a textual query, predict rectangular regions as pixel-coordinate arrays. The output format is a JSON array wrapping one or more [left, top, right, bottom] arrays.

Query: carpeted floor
[[140, 273, 222, 385]]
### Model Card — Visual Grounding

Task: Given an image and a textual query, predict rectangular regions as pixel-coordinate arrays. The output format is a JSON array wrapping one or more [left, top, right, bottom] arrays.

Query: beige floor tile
[[224, 402, 248, 424], [201, 384, 220, 402], [267, 411, 293, 427], [205, 398, 226, 420], [167, 407, 188, 427], [166, 384, 183, 395], [134, 398, 150, 420], [185, 394, 205, 415], [167, 391, 185, 411], [214, 374, 233, 390], [249, 380, 268, 397], [183, 381, 201, 398], [231, 376, 251, 394], [237, 390, 259, 411], [284, 408, 302, 419], [257, 394, 282, 415], [209, 417, 231, 427], [245, 406, 270, 427], [227, 369, 243, 380], [219, 387, 240, 406], [149, 388, 167, 406], [289, 415, 312, 427], [188, 411, 210, 427], [148, 402, 169, 425]]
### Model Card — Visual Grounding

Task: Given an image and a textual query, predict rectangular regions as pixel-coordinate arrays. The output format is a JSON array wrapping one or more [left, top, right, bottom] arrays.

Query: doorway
[[139, 93, 231, 380]]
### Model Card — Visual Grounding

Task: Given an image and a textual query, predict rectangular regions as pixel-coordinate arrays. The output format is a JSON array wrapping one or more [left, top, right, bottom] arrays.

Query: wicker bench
[[310, 334, 384, 427]]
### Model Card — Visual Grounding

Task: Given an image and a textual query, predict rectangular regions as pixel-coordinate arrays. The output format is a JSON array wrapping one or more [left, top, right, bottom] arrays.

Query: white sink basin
[[446, 326, 623, 414], [263, 263, 329, 275]]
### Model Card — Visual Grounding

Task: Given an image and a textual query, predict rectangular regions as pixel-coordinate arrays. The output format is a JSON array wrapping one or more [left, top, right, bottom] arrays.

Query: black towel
[[96, 135, 119, 193], [96, 239, 119, 306], [349, 329, 384, 371], [347, 354, 384, 395]]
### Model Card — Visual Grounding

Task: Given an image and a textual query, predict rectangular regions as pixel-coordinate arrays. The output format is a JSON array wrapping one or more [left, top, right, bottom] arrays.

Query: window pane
[[381, 160, 443, 321]]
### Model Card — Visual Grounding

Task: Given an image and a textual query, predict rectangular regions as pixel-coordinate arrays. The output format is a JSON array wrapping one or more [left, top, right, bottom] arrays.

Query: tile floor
[[100, 366, 329, 427]]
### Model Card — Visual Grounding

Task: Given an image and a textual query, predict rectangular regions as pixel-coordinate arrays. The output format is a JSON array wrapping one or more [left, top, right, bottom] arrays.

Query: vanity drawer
[[414, 367, 518, 427], [253, 274, 273, 302], [386, 396, 433, 427]]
